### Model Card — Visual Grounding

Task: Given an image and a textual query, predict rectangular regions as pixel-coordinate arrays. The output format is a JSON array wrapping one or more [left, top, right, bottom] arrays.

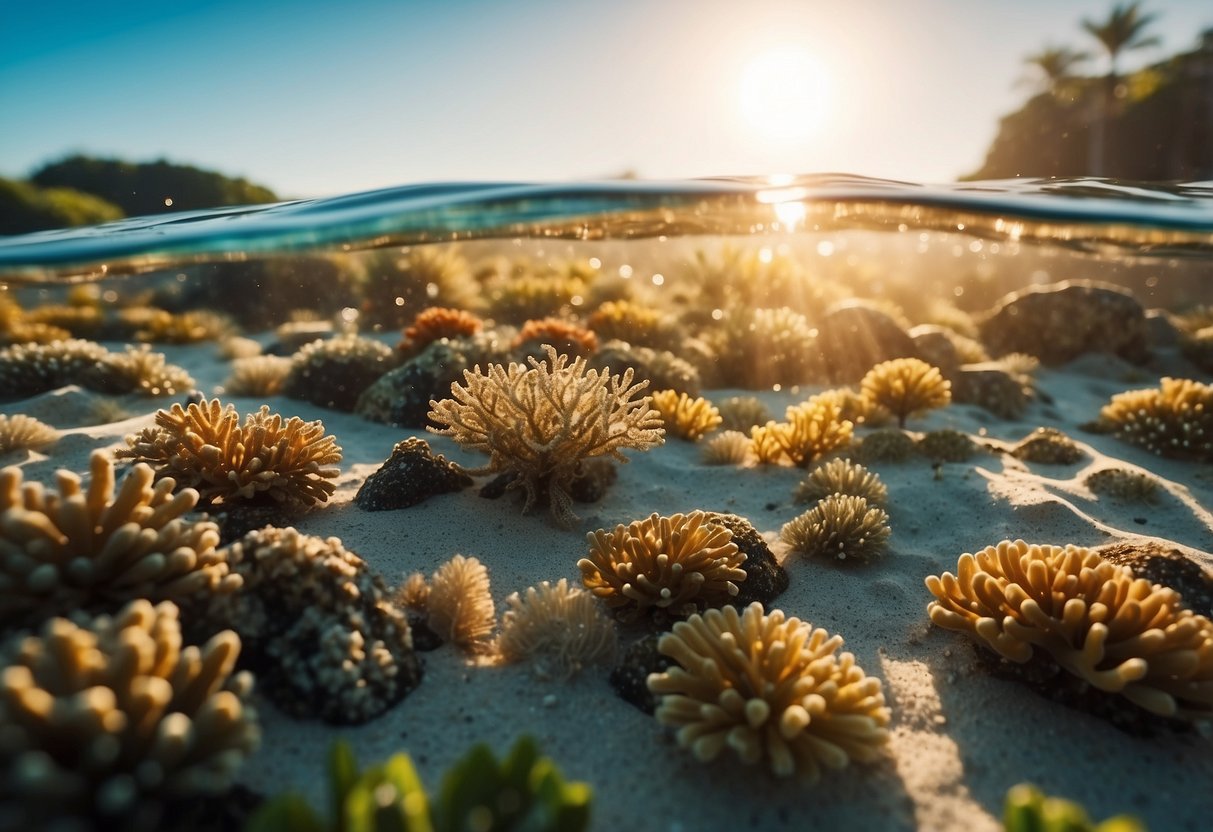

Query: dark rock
[[355, 437, 473, 511], [952, 366, 1030, 419], [1143, 308, 1183, 351], [406, 609, 444, 651], [813, 303, 919, 383], [1098, 540, 1213, 619], [977, 280, 1149, 366], [609, 634, 672, 714], [355, 340, 478, 428], [909, 325, 962, 375], [211, 503, 299, 546], [589, 341, 701, 397], [568, 458, 618, 503], [706, 512, 789, 608], [1180, 327, 1213, 374]]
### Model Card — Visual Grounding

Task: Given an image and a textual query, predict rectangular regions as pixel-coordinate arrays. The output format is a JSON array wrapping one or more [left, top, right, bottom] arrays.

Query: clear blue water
[[2, 175, 1213, 281]]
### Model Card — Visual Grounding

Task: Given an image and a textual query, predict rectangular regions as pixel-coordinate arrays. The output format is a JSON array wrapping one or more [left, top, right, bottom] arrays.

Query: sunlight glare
[[740, 47, 831, 142]]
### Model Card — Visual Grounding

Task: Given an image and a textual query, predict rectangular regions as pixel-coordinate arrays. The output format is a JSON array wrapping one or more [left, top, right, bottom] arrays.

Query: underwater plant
[[207, 526, 422, 724], [1011, 427, 1084, 464], [0, 599, 259, 831], [282, 334, 396, 411], [0, 412, 57, 455], [497, 578, 617, 678], [700, 430, 754, 466], [1084, 468, 1159, 502], [650, 389, 722, 441], [810, 386, 892, 428], [484, 271, 585, 325], [223, 354, 292, 397], [781, 494, 892, 563], [715, 395, 771, 432], [578, 510, 746, 621], [1093, 377, 1213, 463], [426, 554, 496, 653], [793, 458, 888, 506], [248, 736, 591, 832], [860, 357, 952, 428], [428, 344, 664, 526], [646, 602, 890, 780], [590, 340, 702, 397], [398, 305, 484, 355], [1002, 783, 1146, 832], [925, 539, 1213, 719], [0, 451, 234, 630], [117, 398, 342, 509]]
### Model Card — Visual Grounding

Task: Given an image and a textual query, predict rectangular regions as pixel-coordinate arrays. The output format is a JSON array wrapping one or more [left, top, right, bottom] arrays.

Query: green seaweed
[[1002, 784, 1145, 832]]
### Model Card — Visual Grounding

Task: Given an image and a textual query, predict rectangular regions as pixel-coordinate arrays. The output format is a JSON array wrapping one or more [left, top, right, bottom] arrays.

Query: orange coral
[[399, 306, 484, 354], [513, 318, 598, 356]]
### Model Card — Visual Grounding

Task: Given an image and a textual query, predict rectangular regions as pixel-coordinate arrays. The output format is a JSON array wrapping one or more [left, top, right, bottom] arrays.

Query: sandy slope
[[10, 339, 1213, 832]]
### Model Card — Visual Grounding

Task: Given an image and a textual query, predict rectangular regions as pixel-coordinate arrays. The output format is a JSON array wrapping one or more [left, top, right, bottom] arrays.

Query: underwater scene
[[0, 176, 1210, 832]]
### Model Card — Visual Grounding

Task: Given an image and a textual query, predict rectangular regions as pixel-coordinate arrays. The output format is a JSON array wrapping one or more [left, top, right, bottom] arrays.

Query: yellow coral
[[860, 358, 951, 428], [700, 430, 754, 466], [793, 459, 887, 506], [781, 495, 891, 563], [650, 389, 722, 441], [647, 602, 890, 780], [925, 539, 1213, 719], [116, 399, 342, 509], [750, 399, 853, 467], [428, 345, 664, 526], [1095, 377, 1213, 463]]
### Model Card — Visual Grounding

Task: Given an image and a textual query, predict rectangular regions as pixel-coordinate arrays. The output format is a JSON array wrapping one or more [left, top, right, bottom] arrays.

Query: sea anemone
[[925, 539, 1213, 719], [781, 494, 892, 563], [0, 413, 58, 455], [0, 451, 234, 630], [429, 345, 664, 526], [1011, 427, 1084, 465], [282, 335, 396, 411], [646, 602, 890, 780], [860, 358, 951, 428], [700, 430, 754, 466], [0, 599, 259, 831], [116, 398, 342, 510], [223, 355, 292, 397], [497, 578, 617, 678], [426, 554, 496, 653], [578, 510, 746, 620], [650, 390, 722, 441], [1093, 377, 1213, 463], [793, 459, 888, 506]]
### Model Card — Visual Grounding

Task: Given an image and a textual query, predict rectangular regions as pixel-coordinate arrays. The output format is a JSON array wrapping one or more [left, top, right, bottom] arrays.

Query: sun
[[739, 46, 831, 142]]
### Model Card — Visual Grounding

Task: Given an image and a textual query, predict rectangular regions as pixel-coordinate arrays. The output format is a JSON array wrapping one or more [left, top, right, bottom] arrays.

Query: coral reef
[[587, 299, 680, 350], [650, 390, 722, 441], [223, 355, 291, 397], [398, 305, 483, 356], [751, 399, 853, 467], [353, 436, 472, 511], [1012, 427, 1084, 464], [918, 428, 979, 463], [359, 245, 476, 328], [497, 578, 618, 678], [793, 458, 888, 506], [118, 399, 342, 510], [814, 302, 918, 384], [429, 345, 664, 526], [0, 599, 259, 831], [578, 510, 746, 620], [715, 395, 771, 432], [0, 338, 110, 398], [357, 336, 502, 429], [282, 335, 396, 411], [716, 306, 820, 389], [426, 554, 496, 653], [925, 539, 1213, 719], [216, 335, 262, 361], [646, 602, 890, 780], [208, 526, 422, 724], [0, 451, 233, 630], [781, 494, 892, 563], [87, 344, 196, 397], [513, 317, 599, 357], [700, 430, 753, 466], [860, 357, 952, 428], [0, 413, 57, 455], [854, 428, 919, 463], [1092, 377, 1213, 463], [590, 340, 701, 397], [1084, 468, 1159, 503]]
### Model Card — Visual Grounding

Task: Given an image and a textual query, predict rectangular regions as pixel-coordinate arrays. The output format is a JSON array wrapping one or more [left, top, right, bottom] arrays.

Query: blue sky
[[2, 0, 1209, 196]]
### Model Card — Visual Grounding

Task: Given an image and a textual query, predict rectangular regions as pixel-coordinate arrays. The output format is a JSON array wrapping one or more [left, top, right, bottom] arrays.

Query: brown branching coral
[[860, 358, 952, 428], [781, 495, 892, 563], [116, 399, 342, 509], [1093, 377, 1213, 463], [0, 451, 234, 631], [651, 390, 722, 441], [578, 511, 746, 620], [0, 599, 259, 831], [497, 578, 617, 678], [427, 554, 496, 653], [206, 526, 421, 724], [0, 413, 57, 455], [925, 539, 1213, 719], [793, 459, 887, 506], [646, 602, 891, 780], [398, 306, 483, 355], [428, 345, 664, 526]]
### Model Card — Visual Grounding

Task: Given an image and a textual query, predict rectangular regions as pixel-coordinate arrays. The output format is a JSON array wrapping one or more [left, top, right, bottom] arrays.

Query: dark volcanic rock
[[355, 437, 472, 511], [706, 512, 789, 608], [609, 634, 672, 714], [813, 303, 919, 383], [909, 325, 962, 376], [1098, 540, 1213, 619], [952, 365, 1030, 420], [355, 340, 479, 428], [978, 280, 1149, 366]]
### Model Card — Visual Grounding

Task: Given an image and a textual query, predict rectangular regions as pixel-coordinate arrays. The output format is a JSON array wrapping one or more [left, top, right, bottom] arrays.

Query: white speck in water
[[164, 198, 173, 207], [711, 309, 724, 321], [588, 257, 601, 269], [619, 264, 633, 279], [816, 240, 835, 257], [651, 273, 664, 286]]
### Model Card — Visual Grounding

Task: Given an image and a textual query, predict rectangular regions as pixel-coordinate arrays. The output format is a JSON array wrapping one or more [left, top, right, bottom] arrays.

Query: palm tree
[[1020, 45, 1089, 97], [1082, 2, 1161, 174]]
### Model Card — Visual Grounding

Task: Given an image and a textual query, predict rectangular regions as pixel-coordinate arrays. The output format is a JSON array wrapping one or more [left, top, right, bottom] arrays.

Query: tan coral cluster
[[578, 510, 746, 620], [650, 390, 722, 441], [750, 398, 853, 467], [497, 578, 617, 678], [0, 451, 235, 629], [429, 345, 664, 526], [647, 602, 890, 780], [860, 357, 951, 428], [925, 539, 1213, 719], [700, 430, 754, 466], [794, 459, 888, 506], [0, 413, 58, 455], [1095, 377, 1213, 463], [399, 306, 483, 354], [117, 399, 342, 509], [0, 600, 259, 830], [223, 355, 291, 397], [781, 495, 891, 563], [426, 554, 496, 653]]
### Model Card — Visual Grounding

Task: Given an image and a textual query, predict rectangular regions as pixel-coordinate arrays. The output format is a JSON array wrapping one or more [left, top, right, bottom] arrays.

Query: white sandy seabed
[[12, 341, 1213, 832]]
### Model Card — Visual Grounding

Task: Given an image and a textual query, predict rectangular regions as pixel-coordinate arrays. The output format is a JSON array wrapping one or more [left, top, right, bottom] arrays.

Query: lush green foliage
[[0, 175, 123, 234], [1003, 784, 1145, 832], [247, 737, 591, 832]]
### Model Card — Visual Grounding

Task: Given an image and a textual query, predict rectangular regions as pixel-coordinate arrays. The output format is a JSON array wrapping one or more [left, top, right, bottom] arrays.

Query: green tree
[[1082, 2, 1161, 173], [1020, 45, 1089, 97], [0, 177, 124, 235]]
